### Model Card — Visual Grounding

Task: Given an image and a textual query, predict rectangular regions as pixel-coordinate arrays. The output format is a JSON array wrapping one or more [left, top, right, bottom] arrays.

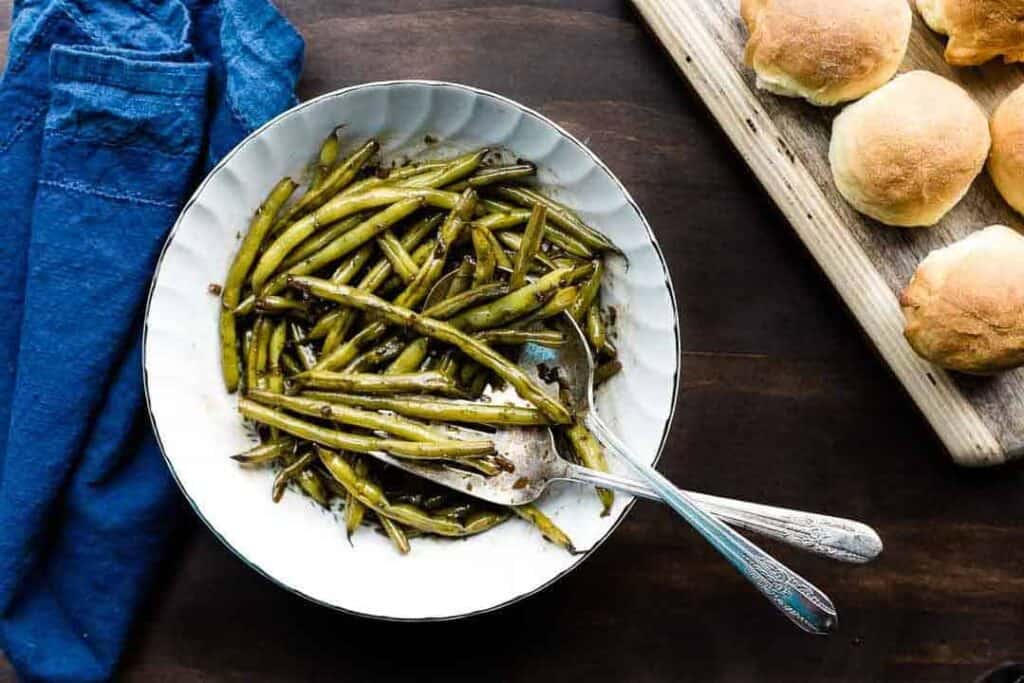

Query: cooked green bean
[[342, 160, 449, 197], [280, 352, 302, 376], [470, 226, 497, 285], [240, 399, 494, 458], [586, 303, 608, 354], [476, 329, 565, 347], [246, 318, 269, 392], [493, 184, 619, 253], [300, 392, 550, 426], [344, 334, 408, 373], [319, 448, 505, 537], [272, 139, 378, 232], [480, 224, 514, 270], [449, 264, 593, 332], [422, 282, 509, 320], [494, 231, 558, 272], [345, 457, 369, 537], [295, 468, 329, 506], [248, 390, 481, 446], [309, 129, 341, 191], [280, 215, 363, 270], [566, 421, 613, 515], [593, 359, 622, 387], [220, 178, 297, 391], [510, 204, 547, 289], [376, 230, 419, 283], [267, 320, 288, 394], [446, 256, 474, 298], [399, 149, 486, 189], [513, 286, 578, 327], [272, 451, 314, 503], [288, 277, 572, 424], [474, 208, 530, 230], [447, 162, 536, 191], [254, 296, 309, 317], [230, 438, 295, 465], [378, 513, 411, 554], [511, 504, 575, 551], [569, 259, 604, 323], [385, 337, 429, 375], [288, 322, 317, 371], [295, 370, 465, 396]]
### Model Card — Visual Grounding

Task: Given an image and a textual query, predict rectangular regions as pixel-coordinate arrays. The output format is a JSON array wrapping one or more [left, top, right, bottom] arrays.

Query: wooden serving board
[[633, 0, 1024, 466]]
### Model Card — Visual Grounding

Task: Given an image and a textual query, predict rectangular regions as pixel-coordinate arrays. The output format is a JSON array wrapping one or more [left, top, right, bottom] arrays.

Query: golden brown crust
[[829, 71, 990, 227], [901, 225, 1024, 373], [741, 0, 911, 106], [916, 0, 1024, 66], [988, 84, 1024, 215]]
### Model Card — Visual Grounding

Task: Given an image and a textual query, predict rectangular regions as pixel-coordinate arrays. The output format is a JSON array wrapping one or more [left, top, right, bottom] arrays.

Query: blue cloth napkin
[[0, 2, 303, 680]]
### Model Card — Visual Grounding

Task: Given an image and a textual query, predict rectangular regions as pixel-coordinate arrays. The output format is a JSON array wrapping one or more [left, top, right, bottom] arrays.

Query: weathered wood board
[[633, 0, 1024, 466]]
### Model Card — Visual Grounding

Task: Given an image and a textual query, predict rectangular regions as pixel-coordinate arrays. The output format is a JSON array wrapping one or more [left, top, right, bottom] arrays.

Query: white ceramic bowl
[[144, 81, 680, 620]]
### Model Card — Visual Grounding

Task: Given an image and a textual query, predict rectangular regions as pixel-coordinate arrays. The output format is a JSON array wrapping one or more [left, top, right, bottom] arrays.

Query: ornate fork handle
[[584, 412, 838, 634], [566, 464, 882, 564]]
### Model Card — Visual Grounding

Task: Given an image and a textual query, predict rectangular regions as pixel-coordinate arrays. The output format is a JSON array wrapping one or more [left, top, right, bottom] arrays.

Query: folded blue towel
[[0, 2, 303, 680]]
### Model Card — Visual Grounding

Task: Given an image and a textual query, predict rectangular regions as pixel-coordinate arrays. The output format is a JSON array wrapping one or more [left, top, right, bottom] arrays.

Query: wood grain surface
[[1, 1, 1023, 681], [633, 0, 1024, 467]]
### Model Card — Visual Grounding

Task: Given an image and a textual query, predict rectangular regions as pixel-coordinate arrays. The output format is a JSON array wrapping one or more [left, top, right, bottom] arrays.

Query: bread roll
[[988, 84, 1024, 215], [829, 71, 990, 227], [916, 0, 1024, 66], [901, 225, 1024, 374], [740, 0, 911, 106]]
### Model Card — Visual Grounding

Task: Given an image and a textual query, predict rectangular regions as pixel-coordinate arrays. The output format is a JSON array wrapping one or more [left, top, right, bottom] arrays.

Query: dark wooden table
[[2, 2, 1023, 681]]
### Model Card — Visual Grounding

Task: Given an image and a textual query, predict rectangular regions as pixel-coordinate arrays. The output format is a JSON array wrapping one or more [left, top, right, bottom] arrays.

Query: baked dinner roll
[[829, 71, 990, 227], [901, 225, 1024, 374], [988, 84, 1024, 215], [740, 0, 911, 106], [916, 0, 1024, 66]]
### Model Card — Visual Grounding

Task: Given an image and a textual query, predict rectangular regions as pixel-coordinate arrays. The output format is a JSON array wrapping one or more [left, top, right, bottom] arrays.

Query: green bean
[[437, 350, 459, 380], [220, 178, 297, 391], [569, 259, 604, 323], [341, 160, 449, 197], [376, 230, 419, 283], [461, 510, 511, 535], [510, 204, 547, 289], [511, 504, 575, 551], [344, 335, 407, 373], [422, 282, 509, 320], [245, 318, 269, 392], [479, 197, 518, 214], [309, 129, 341, 191], [476, 329, 565, 347], [446, 162, 536, 191], [449, 264, 593, 332], [378, 513, 411, 554], [252, 195, 425, 293], [272, 139, 378, 232], [345, 457, 368, 537], [385, 337, 430, 375], [295, 370, 465, 396], [300, 392, 550, 426], [494, 231, 558, 272], [288, 277, 572, 424], [280, 352, 302, 376], [280, 215, 362, 270], [474, 208, 531, 230], [566, 421, 613, 515], [478, 209, 591, 260], [399, 149, 486, 189], [288, 322, 317, 371], [493, 184, 619, 253], [471, 226, 497, 285], [231, 438, 296, 465], [295, 468, 329, 506], [432, 503, 473, 521], [272, 451, 314, 503], [513, 286, 578, 327], [446, 256, 474, 298], [248, 390, 474, 445], [267, 320, 288, 394], [468, 368, 491, 397], [240, 399, 494, 458], [253, 296, 309, 317], [480, 224, 514, 270], [319, 448, 506, 537], [586, 303, 608, 354], [593, 359, 622, 387]]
